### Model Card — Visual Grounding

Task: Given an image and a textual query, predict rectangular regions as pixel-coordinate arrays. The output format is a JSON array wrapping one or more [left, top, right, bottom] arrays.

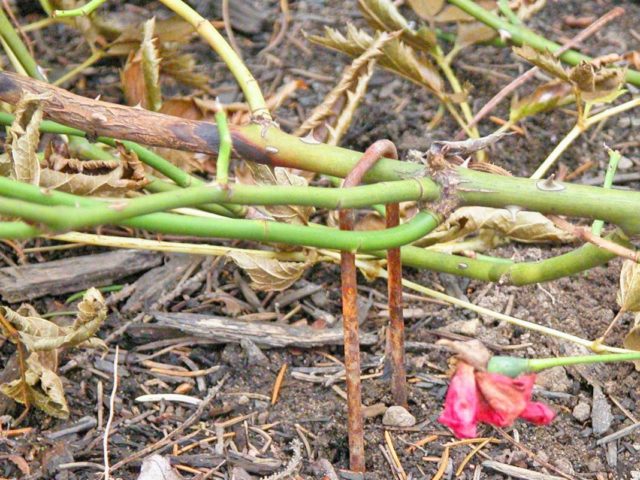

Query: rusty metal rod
[[339, 139, 406, 472]]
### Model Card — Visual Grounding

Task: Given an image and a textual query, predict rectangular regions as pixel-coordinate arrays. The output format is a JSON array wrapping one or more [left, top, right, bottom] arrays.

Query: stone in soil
[[572, 401, 591, 422], [382, 406, 416, 427], [536, 366, 572, 393]]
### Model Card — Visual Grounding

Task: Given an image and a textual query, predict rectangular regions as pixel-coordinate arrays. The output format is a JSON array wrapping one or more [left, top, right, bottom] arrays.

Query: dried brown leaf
[[5, 93, 50, 185], [513, 45, 569, 81], [617, 260, 640, 312], [308, 25, 443, 95], [623, 313, 640, 370], [236, 163, 314, 225], [510, 80, 573, 122], [121, 18, 162, 110], [0, 353, 69, 418], [419, 206, 575, 246], [408, 0, 445, 20], [229, 251, 316, 291], [141, 18, 163, 111], [455, 22, 496, 48], [358, 0, 437, 51], [1, 288, 107, 352], [297, 31, 395, 143], [41, 143, 148, 196], [160, 46, 210, 90], [568, 61, 626, 103]]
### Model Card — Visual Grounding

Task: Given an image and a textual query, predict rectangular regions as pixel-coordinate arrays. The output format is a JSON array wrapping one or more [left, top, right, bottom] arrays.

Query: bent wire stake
[[339, 139, 407, 472]]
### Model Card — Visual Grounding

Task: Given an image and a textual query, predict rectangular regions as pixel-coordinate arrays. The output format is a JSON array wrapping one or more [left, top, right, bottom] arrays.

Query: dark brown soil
[[1, 0, 640, 479]]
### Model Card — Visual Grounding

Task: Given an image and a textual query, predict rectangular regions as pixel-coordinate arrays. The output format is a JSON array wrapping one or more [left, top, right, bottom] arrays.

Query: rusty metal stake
[[339, 140, 406, 472], [385, 200, 408, 407]]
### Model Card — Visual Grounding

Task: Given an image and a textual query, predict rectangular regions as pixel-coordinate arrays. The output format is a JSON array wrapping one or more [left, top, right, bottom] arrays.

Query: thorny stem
[[52, 0, 108, 17], [0, 7, 45, 81], [488, 352, 640, 377], [447, 0, 640, 86], [214, 107, 232, 185], [2, 70, 640, 231], [0, 175, 442, 251], [591, 148, 621, 236], [156, 0, 271, 119]]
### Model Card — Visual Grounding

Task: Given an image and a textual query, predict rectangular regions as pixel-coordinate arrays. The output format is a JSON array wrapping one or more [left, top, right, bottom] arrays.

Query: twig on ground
[[103, 345, 119, 480]]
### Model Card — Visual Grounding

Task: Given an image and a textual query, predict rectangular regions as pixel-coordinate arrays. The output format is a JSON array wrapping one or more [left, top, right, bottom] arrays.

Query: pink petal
[[520, 402, 556, 425], [475, 371, 531, 425], [438, 362, 479, 438]]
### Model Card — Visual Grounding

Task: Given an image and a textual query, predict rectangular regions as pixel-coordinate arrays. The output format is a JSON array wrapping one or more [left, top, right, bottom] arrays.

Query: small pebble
[[240, 338, 269, 366], [592, 385, 613, 435], [382, 406, 416, 427], [536, 366, 572, 393], [553, 458, 575, 475], [572, 401, 591, 422], [441, 318, 480, 336]]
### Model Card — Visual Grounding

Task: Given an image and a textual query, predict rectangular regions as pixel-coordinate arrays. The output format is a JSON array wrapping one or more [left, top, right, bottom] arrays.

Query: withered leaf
[[236, 163, 314, 225], [296, 31, 396, 144], [41, 142, 148, 196], [0, 353, 69, 418], [456, 22, 496, 48], [229, 251, 316, 291], [308, 24, 443, 95], [510, 80, 573, 122], [1, 288, 107, 352], [358, 0, 437, 51], [5, 93, 50, 185], [568, 61, 626, 103], [513, 45, 569, 81], [419, 206, 575, 246], [617, 260, 640, 312], [623, 313, 640, 370], [121, 18, 163, 110], [407, 0, 445, 20]]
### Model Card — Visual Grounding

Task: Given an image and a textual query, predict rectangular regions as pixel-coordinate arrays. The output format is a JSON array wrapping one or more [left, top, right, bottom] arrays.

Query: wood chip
[[0, 249, 162, 302], [151, 312, 377, 348]]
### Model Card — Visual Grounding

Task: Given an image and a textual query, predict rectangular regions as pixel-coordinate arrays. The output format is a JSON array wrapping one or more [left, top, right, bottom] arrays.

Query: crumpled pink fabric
[[438, 361, 555, 438]]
